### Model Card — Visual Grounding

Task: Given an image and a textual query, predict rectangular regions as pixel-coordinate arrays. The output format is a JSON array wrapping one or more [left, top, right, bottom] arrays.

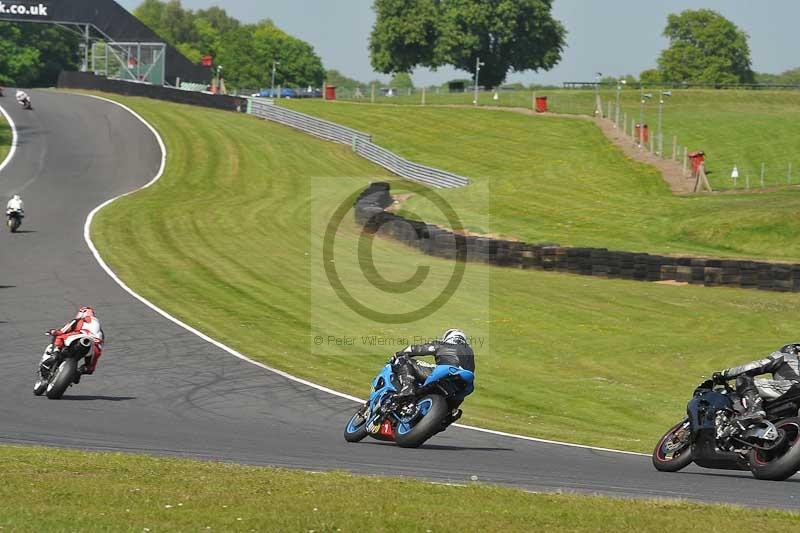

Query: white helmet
[[12, 194, 20, 201], [442, 328, 466, 345]]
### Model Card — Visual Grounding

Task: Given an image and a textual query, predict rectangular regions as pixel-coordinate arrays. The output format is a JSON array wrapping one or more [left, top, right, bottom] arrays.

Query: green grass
[[2, 445, 800, 532], [336, 88, 800, 191], [0, 110, 10, 163], [282, 99, 800, 262], [87, 94, 800, 452]]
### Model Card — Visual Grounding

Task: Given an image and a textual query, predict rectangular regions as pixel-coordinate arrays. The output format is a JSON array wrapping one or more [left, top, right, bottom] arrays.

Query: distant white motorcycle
[[16, 90, 31, 110], [5, 208, 22, 233]]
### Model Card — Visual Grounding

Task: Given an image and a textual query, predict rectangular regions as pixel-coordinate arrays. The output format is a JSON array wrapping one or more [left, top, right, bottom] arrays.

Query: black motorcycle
[[6, 210, 22, 233], [33, 334, 93, 399], [653, 379, 800, 480]]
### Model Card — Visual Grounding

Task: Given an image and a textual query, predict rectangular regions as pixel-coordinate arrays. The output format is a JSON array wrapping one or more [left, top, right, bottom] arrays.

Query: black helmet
[[779, 344, 800, 355]]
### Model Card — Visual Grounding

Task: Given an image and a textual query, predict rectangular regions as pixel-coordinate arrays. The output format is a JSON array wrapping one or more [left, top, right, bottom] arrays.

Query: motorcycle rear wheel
[[45, 359, 77, 399], [749, 417, 800, 481], [652, 419, 693, 472], [395, 394, 447, 448]]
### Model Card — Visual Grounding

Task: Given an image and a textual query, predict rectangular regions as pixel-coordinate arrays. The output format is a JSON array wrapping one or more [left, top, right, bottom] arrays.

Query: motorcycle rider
[[712, 343, 800, 423], [392, 328, 475, 424], [15, 89, 30, 108], [40, 307, 105, 383], [6, 194, 24, 219]]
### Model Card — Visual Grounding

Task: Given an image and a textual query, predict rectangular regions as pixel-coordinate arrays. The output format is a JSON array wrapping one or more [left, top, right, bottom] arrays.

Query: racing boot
[[444, 408, 462, 425], [38, 349, 56, 379], [394, 365, 418, 400], [737, 392, 766, 424]]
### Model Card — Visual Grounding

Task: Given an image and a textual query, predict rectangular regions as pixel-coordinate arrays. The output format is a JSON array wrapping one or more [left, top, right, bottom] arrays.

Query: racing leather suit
[[719, 344, 800, 418], [6, 197, 24, 216], [43, 314, 104, 375], [393, 340, 475, 407]]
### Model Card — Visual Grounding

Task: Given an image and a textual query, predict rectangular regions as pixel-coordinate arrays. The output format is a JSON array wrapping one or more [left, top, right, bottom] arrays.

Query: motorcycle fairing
[[422, 364, 475, 400]]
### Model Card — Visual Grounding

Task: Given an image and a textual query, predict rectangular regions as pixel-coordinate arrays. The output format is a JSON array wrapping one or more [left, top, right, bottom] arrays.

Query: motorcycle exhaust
[[79, 337, 92, 348]]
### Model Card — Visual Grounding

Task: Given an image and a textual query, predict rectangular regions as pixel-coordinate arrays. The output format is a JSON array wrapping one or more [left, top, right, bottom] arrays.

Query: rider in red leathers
[[40, 307, 104, 382]]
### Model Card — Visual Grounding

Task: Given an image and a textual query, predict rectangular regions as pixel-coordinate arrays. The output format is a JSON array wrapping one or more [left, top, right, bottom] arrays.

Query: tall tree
[[217, 20, 324, 89], [132, 1, 323, 89], [656, 9, 754, 84], [0, 23, 79, 86], [369, 0, 566, 88]]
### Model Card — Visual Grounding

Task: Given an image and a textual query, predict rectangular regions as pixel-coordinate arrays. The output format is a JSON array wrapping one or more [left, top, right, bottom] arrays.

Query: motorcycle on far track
[[344, 358, 474, 448], [16, 91, 31, 110], [653, 379, 800, 480], [6, 208, 22, 233], [33, 333, 94, 399]]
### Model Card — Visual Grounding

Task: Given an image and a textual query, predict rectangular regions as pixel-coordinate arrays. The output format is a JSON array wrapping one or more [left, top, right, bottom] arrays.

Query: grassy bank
[[0, 109, 10, 163], [335, 88, 800, 191], [283, 99, 800, 262], [2, 445, 799, 532], [87, 93, 800, 451]]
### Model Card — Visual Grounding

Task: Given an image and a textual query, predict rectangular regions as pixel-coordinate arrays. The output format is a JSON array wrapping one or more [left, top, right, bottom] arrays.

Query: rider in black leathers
[[392, 328, 475, 424], [712, 343, 800, 422]]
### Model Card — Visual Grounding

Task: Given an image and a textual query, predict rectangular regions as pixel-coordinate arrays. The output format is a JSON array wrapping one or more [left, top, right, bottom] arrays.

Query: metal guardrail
[[248, 99, 468, 188], [250, 99, 372, 144], [354, 140, 468, 189]]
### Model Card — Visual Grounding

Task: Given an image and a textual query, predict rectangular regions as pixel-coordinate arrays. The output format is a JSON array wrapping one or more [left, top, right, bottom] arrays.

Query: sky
[[117, 0, 800, 85]]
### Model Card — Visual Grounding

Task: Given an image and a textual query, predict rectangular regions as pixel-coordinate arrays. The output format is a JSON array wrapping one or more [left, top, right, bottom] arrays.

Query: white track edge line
[[0, 102, 19, 175], [78, 92, 645, 458]]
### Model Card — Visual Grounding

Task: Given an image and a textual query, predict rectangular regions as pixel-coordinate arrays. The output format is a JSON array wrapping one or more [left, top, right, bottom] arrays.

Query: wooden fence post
[[683, 147, 688, 177]]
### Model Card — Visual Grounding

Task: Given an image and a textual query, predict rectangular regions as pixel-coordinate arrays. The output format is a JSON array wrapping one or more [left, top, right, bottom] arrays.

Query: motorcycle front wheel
[[343, 403, 370, 443], [45, 358, 77, 399], [749, 417, 800, 481], [652, 419, 693, 472], [33, 377, 47, 396]]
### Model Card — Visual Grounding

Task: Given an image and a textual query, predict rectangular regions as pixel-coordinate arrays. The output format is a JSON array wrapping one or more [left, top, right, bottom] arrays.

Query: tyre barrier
[[355, 182, 800, 293]]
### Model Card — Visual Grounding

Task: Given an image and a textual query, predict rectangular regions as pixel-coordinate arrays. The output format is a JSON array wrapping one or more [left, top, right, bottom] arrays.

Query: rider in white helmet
[[15, 90, 29, 104], [392, 328, 475, 425], [6, 194, 24, 217]]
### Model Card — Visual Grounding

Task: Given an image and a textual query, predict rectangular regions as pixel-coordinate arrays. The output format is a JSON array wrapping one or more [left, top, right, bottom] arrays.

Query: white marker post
[[731, 165, 739, 188]]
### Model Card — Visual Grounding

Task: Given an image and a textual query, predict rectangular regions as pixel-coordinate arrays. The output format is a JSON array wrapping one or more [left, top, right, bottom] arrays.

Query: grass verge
[[86, 93, 800, 452], [283, 99, 800, 262], [2, 445, 799, 532], [336, 88, 800, 191], [0, 108, 10, 163]]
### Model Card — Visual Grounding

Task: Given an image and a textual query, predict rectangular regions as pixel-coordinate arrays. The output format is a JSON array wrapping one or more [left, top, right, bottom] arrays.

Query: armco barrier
[[58, 72, 247, 112], [355, 182, 800, 293], [248, 99, 468, 189]]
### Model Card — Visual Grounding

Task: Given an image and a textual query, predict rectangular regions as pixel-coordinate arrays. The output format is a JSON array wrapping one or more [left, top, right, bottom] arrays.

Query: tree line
[[0, 2, 797, 92], [133, 0, 324, 89]]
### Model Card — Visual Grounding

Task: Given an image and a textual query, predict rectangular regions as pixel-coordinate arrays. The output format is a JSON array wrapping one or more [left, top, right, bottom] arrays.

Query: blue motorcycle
[[344, 360, 475, 448]]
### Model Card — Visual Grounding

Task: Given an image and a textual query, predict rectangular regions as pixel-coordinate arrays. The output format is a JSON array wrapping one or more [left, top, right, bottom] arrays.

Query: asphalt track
[[1, 91, 799, 510]]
